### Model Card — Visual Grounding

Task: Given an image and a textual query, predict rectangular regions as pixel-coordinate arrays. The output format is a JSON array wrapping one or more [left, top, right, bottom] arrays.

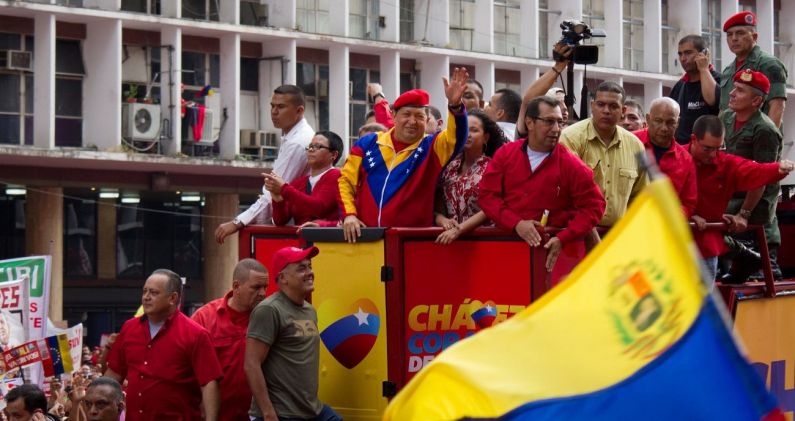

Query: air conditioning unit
[[183, 109, 215, 145], [122, 103, 161, 141], [1, 50, 32, 71], [241, 129, 266, 147]]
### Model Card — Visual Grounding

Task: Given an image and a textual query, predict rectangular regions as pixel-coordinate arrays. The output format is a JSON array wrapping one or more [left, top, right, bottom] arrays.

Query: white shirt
[[526, 147, 550, 172], [236, 118, 315, 225], [497, 121, 516, 141], [308, 166, 334, 192]]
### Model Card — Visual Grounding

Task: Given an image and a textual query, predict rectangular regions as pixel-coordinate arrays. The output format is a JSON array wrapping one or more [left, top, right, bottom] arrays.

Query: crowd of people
[[5, 10, 795, 421]]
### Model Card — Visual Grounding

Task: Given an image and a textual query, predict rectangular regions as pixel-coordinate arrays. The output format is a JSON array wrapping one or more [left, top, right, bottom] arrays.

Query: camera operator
[[516, 43, 573, 139]]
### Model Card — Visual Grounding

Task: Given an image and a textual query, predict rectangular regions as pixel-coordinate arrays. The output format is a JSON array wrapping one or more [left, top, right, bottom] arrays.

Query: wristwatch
[[738, 209, 752, 219], [373, 92, 385, 100]]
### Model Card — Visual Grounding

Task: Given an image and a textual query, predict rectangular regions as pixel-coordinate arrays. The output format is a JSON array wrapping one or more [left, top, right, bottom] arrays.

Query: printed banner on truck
[[0, 256, 51, 342]]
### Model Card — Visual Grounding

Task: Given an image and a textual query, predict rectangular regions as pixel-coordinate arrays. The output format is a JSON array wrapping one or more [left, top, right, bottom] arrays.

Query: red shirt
[[693, 153, 784, 257], [191, 292, 251, 421], [272, 169, 341, 226], [634, 129, 697, 217], [108, 311, 222, 421], [373, 99, 395, 129]]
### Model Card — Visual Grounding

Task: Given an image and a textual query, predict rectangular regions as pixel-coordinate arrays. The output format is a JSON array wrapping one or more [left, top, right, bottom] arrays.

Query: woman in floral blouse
[[435, 109, 507, 243]]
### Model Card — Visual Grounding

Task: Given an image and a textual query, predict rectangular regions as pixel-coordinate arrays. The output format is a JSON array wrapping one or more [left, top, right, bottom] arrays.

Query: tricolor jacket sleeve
[[432, 106, 469, 166], [337, 133, 372, 218]]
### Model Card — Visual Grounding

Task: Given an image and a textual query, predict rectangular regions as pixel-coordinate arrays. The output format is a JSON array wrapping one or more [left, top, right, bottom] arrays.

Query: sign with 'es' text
[[0, 256, 51, 341]]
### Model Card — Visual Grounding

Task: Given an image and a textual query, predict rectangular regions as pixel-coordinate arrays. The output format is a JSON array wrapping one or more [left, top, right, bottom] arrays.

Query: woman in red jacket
[[434, 109, 507, 244], [265, 131, 343, 225]]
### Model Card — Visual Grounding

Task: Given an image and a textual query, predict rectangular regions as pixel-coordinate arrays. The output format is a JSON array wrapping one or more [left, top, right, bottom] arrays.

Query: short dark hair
[[494, 88, 522, 122], [624, 99, 645, 116], [358, 123, 387, 135], [233, 258, 267, 284], [316, 130, 345, 165], [151, 269, 182, 295], [428, 105, 442, 121], [5, 384, 47, 413], [678, 34, 708, 52], [595, 81, 626, 104], [466, 79, 484, 99], [692, 115, 724, 139], [88, 377, 124, 403], [525, 95, 561, 119], [468, 109, 507, 158], [273, 85, 306, 107], [365, 110, 376, 120]]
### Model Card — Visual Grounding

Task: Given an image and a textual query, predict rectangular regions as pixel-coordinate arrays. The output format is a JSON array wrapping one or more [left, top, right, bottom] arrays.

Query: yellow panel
[[313, 240, 388, 421]]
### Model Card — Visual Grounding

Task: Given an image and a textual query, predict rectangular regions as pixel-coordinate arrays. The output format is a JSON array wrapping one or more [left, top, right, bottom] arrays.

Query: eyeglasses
[[697, 141, 726, 152], [534, 117, 566, 127], [306, 144, 331, 151]]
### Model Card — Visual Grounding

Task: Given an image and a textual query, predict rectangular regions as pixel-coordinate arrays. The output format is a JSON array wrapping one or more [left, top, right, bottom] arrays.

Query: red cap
[[733, 68, 770, 94], [723, 11, 756, 32], [393, 89, 430, 110], [272, 246, 319, 276]]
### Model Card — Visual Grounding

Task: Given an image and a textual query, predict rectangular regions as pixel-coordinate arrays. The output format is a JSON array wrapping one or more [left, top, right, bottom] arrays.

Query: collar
[[380, 129, 422, 153], [217, 290, 235, 313], [139, 308, 180, 325], [681, 64, 716, 82], [309, 166, 334, 180], [585, 118, 621, 148], [283, 118, 309, 141]]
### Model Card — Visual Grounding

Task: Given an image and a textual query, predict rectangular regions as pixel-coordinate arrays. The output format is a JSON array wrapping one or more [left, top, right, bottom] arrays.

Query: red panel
[[241, 226, 301, 297]]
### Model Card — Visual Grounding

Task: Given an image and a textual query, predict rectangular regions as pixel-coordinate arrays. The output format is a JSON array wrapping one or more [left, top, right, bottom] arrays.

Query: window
[[350, 0, 380, 40], [182, 0, 218, 21], [181, 51, 220, 97], [55, 39, 85, 147], [64, 194, 96, 278], [0, 33, 33, 146], [349, 68, 379, 145], [700, 0, 722, 72], [772, 1, 791, 86], [582, 0, 606, 66], [449, 0, 476, 50], [117, 199, 202, 280], [400, 0, 415, 42], [296, 0, 330, 34], [494, 0, 522, 56], [0, 191, 25, 260], [297, 62, 329, 132], [623, 0, 643, 71], [538, 0, 550, 59], [661, 0, 676, 74], [121, 0, 160, 14], [241, 0, 269, 26], [241, 57, 259, 92]]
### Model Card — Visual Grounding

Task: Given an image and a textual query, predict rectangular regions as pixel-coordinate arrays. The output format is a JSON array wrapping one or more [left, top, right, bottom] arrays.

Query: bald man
[[633, 98, 697, 217]]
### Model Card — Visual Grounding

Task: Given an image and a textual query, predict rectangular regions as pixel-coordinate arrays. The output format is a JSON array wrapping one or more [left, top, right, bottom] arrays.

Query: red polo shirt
[[634, 129, 697, 217], [192, 292, 252, 421], [693, 153, 784, 257], [108, 310, 222, 421]]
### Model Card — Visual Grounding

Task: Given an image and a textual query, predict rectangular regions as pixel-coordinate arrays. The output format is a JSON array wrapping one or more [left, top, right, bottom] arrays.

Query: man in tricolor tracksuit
[[338, 68, 470, 242]]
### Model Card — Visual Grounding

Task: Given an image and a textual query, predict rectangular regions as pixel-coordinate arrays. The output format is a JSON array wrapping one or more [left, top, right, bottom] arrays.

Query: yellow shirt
[[560, 118, 648, 226]]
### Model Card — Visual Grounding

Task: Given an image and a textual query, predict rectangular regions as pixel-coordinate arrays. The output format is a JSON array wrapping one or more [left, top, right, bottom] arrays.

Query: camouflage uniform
[[719, 45, 788, 116]]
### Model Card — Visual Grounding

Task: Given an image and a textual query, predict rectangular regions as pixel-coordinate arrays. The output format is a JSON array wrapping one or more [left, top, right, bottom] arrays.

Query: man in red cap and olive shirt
[[720, 68, 784, 280], [338, 68, 471, 242], [719, 11, 787, 128], [245, 246, 341, 421]]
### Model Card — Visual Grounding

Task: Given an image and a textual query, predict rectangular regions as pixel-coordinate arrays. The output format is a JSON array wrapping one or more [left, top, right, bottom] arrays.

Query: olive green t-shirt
[[247, 291, 322, 419]]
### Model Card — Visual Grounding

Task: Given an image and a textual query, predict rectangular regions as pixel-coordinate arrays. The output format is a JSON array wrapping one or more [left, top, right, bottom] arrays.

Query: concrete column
[[219, 0, 240, 25], [33, 14, 55, 149], [379, 50, 401, 100], [260, 39, 297, 134], [756, 0, 774, 54], [668, 0, 701, 38], [379, 0, 400, 42], [721, 0, 739, 69], [643, 0, 662, 73], [84, 19, 122, 151], [219, 34, 241, 159], [161, 0, 181, 18], [520, 66, 540, 95], [603, 0, 623, 69], [473, 0, 494, 53], [25, 187, 63, 322], [415, 0, 449, 46], [202, 193, 239, 302], [520, 0, 538, 58], [329, 0, 350, 37], [160, 27, 182, 156], [419, 54, 450, 124], [573, 68, 585, 118], [264, 0, 297, 28], [475, 61, 495, 102], [329, 45, 350, 156], [97, 198, 117, 280], [643, 80, 663, 115]]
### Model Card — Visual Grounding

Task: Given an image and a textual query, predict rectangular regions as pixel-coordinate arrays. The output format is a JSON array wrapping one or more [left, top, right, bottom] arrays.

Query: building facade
[[0, 0, 793, 344]]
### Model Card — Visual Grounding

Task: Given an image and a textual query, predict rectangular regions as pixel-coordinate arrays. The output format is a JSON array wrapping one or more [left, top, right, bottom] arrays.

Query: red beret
[[723, 11, 756, 32], [393, 89, 430, 110], [733, 69, 770, 94]]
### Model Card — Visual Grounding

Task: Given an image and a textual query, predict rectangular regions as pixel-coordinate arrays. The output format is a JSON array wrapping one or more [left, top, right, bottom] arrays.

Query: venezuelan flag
[[384, 179, 782, 421], [45, 334, 74, 376]]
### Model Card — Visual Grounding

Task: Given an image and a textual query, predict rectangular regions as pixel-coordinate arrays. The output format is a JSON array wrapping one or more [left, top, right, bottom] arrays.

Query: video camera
[[554, 19, 606, 65]]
